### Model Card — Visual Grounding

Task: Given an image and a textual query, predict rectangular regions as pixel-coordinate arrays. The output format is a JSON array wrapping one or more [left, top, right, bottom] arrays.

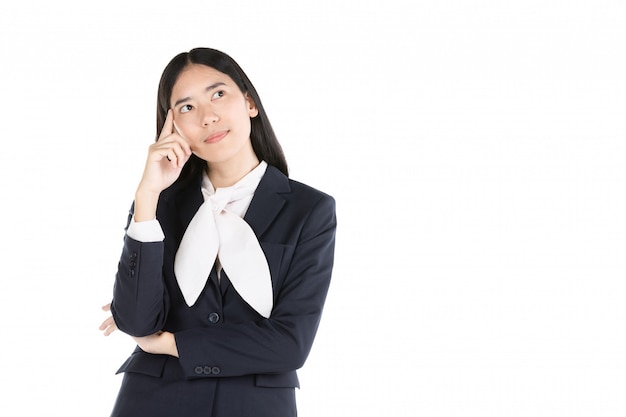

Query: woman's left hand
[[99, 303, 118, 336]]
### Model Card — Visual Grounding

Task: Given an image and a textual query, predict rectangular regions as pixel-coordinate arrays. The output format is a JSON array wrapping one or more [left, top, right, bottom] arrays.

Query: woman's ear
[[246, 94, 259, 118]]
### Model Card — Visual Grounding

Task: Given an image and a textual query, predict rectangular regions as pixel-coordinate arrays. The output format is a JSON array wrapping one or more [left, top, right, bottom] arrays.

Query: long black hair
[[155, 47, 288, 186]]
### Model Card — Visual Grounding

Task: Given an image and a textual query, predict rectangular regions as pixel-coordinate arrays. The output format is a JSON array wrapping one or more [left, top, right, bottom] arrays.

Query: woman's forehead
[[171, 65, 236, 101]]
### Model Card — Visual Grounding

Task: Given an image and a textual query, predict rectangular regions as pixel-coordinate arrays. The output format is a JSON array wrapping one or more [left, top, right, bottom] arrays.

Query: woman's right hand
[[134, 109, 192, 221], [138, 109, 192, 194]]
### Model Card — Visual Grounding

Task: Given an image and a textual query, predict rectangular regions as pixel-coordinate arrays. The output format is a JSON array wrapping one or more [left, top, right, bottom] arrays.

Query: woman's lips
[[204, 130, 229, 143]]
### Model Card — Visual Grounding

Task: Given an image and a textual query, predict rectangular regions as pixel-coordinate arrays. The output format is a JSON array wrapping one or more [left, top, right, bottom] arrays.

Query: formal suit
[[109, 165, 336, 417]]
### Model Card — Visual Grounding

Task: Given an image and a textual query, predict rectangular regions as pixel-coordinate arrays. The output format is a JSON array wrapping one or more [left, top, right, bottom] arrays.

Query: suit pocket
[[115, 349, 168, 378], [255, 371, 300, 388]]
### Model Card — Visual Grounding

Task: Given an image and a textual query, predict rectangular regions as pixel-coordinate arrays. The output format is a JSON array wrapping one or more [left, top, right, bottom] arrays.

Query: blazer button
[[194, 366, 204, 375], [208, 312, 220, 324], [211, 366, 221, 375], [203, 366, 212, 375]]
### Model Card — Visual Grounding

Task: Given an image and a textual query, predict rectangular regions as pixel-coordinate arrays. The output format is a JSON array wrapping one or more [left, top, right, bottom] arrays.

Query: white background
[[0, 1, 624, 416]]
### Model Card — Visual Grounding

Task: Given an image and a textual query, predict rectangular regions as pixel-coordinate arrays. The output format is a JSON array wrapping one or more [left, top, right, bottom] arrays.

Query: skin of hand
[[134, 109, 192, 222], [99, 303, 118, 336], [100, 304, 179, 357]]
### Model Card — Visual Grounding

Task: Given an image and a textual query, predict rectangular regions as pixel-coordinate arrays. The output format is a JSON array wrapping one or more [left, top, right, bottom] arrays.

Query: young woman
[[99, 47, 336, 417]]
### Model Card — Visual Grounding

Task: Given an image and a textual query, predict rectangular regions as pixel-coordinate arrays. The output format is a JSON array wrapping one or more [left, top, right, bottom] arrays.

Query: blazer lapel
[[244, 165, 290, 238]]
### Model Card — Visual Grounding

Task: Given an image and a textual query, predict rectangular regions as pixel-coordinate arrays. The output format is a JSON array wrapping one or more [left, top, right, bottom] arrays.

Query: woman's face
[[170, 64, 259, 167]]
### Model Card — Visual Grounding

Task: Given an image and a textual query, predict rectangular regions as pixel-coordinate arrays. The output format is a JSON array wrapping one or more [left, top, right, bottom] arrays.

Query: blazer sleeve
[[174, 192, 337, 378], [110, 203, 170, 337]]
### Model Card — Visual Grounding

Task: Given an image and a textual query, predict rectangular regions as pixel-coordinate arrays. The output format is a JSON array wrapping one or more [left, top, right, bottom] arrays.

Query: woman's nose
[[201, 107, 219, 126]]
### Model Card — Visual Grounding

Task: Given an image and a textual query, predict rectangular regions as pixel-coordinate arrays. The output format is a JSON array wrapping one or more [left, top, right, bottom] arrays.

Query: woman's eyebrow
[[173, 82, 227, 107]]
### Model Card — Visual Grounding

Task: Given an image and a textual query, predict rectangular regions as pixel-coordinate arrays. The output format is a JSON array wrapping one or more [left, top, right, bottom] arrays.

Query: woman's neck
[[206, 156, 261, 189]]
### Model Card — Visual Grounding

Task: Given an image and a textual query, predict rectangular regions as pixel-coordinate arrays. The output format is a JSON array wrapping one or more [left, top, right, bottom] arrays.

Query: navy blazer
[[109, 165, 336, 417]]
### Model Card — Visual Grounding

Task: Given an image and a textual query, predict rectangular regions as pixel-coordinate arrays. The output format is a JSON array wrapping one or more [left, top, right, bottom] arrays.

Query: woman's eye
[[212, 90, 225, 100], [180, 104, 193, 113]]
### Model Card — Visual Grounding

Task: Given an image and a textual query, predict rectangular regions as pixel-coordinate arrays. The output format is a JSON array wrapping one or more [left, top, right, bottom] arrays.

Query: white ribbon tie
[[174, 163, 273, 317]]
